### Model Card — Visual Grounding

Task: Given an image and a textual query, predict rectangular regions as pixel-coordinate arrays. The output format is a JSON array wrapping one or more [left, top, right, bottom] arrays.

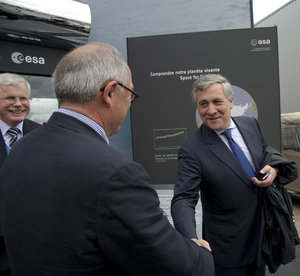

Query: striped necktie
[[7, 127, 20, 147], [222, 129, 255, 179]]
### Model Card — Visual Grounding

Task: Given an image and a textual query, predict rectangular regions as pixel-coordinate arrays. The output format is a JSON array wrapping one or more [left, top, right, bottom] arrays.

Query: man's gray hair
[[0, 73, 31, 96], [52, 42, 129, 105], [191, 74, 233, 104]]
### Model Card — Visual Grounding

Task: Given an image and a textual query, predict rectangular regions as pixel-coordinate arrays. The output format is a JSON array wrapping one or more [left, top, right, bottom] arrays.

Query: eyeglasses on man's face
[[100, 81, 140, 103], [0, 96, 31, 104]]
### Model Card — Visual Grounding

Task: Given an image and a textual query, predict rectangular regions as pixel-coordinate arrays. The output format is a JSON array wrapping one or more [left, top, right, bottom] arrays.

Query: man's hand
[[251, 165, 278, 187], [191, 238, 212, 252]]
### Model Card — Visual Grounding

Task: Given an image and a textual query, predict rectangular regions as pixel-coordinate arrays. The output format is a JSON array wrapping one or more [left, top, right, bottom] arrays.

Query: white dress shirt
[[215, 119, 255, 169]]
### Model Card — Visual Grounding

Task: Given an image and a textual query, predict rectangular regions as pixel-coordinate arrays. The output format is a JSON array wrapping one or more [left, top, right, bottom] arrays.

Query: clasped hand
[[191, 238, 212, 252], [251, 165, 277, 188]]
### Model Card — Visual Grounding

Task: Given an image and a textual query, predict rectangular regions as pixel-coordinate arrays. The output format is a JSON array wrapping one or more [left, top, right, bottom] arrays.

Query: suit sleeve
[[97, 161, 214, 276], [171, 145, 202, 239]]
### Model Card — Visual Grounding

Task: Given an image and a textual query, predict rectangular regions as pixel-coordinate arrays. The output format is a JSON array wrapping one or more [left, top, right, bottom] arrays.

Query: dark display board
[[128, 27, 280, 185]]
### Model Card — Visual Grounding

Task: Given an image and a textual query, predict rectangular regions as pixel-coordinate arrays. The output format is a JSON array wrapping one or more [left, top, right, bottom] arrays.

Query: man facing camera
[[0, 43, 214, 275], [171, 74, 285, 276], [0, 73, 40, 276], [0, 73, 40, 166]]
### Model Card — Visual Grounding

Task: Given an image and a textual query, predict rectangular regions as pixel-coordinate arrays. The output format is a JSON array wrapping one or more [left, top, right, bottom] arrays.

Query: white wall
[[255, 0, 300, 113]]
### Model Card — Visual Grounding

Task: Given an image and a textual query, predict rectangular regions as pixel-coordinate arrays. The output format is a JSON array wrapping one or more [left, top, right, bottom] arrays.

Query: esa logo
[[11, 52, 45, 65], [250, 39, 271, 47]]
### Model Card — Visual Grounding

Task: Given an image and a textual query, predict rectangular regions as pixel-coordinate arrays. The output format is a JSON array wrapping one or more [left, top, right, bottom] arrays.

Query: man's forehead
[[1, 84, 28, 92]]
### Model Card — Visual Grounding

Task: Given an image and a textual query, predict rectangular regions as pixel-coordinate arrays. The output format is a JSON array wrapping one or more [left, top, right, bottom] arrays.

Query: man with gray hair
[[0, 73, 40, 275], [0, 43, 214, 275], [0, 73, 40, 164], [171, 74, 282, 276]]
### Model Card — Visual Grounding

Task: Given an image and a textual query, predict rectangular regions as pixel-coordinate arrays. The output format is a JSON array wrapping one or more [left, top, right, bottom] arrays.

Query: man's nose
[[206, 104, 217, 114], [12, 98, 23, 105]]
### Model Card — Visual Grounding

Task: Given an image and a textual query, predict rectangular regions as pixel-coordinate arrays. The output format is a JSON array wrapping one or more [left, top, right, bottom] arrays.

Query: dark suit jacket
[[0, 112, 214, 275], [171, 116, 268, 268], [258, 146, 299, 273], [0, 118, 40, 272]]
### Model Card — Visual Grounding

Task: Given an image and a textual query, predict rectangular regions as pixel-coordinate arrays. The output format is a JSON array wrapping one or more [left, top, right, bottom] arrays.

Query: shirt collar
[[0, 120, 23, 135], [214, 118, 235, 135], [58, 108, 109, 144]]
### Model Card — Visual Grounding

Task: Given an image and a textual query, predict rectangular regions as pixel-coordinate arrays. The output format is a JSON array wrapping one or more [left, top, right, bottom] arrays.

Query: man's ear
[[102, 81, 117, 107], [230, 97, 234, 109]]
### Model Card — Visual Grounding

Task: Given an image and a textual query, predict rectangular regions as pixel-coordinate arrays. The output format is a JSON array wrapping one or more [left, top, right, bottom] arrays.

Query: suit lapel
[[23, 119, 36, 135], [201, 123, 254, 186], [23, 120, 28, 135], [0, 130, 7, 165]]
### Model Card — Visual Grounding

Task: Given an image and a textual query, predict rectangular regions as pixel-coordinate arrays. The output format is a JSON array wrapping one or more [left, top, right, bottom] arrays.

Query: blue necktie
[[7, 127, 20, 147], [222, 129, 255, 179]]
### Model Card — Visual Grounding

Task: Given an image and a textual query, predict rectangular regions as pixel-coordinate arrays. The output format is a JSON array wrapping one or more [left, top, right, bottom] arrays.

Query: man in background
[[0, 73, 40, 276], [0, 73, 40, 166], [171, 74, 282, 276], [0, 42, 214, 275]]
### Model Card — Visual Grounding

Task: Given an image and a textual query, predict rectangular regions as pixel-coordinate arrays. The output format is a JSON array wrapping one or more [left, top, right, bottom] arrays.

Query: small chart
[[153, 128, 187, 150]]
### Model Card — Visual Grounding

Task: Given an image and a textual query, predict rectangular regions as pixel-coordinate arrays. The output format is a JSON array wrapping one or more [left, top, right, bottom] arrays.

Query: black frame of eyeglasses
[[100, 81, 140, 103]]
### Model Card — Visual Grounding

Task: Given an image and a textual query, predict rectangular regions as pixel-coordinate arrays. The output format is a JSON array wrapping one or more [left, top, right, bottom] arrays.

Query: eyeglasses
[[0, 96, 31, 104], [100, 81, 140, 103]]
